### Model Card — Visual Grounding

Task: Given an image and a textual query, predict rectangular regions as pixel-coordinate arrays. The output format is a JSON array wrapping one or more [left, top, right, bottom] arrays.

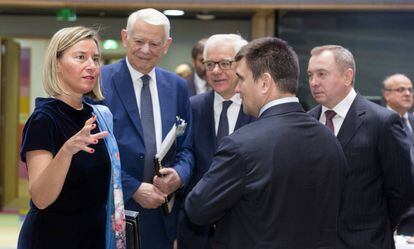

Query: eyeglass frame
[[203, 59, 235, 71], [383, 87, 414, 94]]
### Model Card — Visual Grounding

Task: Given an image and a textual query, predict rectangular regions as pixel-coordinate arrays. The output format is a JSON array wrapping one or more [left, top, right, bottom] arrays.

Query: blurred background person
[[187, 38, 209, 96], [382, 73, 414, 236], [178, 34, 255, 249], [175, 63, 193, 79], [100, 8, 193, 249], [18, 26, 126, 249], [382, 73, 414, 132]]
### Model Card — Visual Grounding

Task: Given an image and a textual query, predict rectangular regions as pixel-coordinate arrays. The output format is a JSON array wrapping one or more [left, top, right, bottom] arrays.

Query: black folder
[[125, 210, 141, 249]]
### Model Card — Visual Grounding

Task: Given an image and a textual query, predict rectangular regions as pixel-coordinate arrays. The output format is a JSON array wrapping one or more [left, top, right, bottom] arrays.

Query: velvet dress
[[18, 98, 111, 249]]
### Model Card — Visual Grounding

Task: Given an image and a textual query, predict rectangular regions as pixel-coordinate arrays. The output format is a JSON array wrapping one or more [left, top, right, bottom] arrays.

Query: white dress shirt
[[126, 57, 162, 151], [319, 88, 357, 136], [214, 92, 242, 135], [259, 96, 300, 117], [194, 73, 208, 94]]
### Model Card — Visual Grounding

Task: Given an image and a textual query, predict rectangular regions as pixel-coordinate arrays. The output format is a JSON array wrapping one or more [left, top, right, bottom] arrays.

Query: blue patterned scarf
[[90, 104, 126, 249]]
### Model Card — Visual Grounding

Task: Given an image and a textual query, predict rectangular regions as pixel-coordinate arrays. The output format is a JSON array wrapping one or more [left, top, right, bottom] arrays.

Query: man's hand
[[153, 168, 182, 195], [132, 182, 167, 209]]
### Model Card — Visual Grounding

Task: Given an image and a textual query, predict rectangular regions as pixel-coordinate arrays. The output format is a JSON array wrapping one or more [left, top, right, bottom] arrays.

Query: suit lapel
[[337, 94, 365, 149], [112, 60, 145, 141], [308, 105, 322, 120], [156, 68, 175, 140]]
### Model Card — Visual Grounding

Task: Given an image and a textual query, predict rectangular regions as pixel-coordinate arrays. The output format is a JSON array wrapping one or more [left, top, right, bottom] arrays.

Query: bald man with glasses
[[382, 74, 414, 133], [382, 74, 414, 236], [177, 34, 255, 249]]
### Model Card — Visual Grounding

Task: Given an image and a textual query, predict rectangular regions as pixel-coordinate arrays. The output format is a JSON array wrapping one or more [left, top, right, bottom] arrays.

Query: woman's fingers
[[80, 144, 95, 154], [91, 131, 109, 140], [84, 114, 97, 126]]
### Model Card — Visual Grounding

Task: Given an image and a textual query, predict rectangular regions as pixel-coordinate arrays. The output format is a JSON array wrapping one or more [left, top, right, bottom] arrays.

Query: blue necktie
[[217, 100, 232, 144], [140, 75, 157, 182]]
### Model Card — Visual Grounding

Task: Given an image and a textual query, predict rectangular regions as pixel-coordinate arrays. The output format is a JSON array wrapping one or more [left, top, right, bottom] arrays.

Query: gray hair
[[203, 34, 248, 60], [310, 45, 356, 84], [126, 8, 170, 40]]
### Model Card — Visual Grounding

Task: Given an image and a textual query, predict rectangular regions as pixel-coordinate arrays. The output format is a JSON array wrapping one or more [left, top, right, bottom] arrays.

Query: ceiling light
[[195, 13, 215, 21], [163, 10, 185, 16]]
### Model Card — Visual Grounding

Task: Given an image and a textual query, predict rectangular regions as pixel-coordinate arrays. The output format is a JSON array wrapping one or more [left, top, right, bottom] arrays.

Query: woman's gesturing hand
[[63, 115, 108, 155]]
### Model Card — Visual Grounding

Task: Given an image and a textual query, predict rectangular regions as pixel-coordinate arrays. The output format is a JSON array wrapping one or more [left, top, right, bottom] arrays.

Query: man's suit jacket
[[178, 91, 255, 249], [308, 94, 413, 249], [186, 73, 197, 97], [185, 102, 347, 249], [100, 59, 194, 247]]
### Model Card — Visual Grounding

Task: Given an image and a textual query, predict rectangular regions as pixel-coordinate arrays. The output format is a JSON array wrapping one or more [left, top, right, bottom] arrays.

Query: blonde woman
[[18, 26, 125, 249]]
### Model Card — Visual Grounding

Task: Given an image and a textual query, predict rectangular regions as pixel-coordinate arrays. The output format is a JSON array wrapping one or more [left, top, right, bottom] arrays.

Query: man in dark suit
[[178, 34, 255, 249], [187, 38, 209, 96], [100, 8, 193, 249], [382, 73, 414, 236], [307, 45, 413, 249], [185, 37, 347, 249]]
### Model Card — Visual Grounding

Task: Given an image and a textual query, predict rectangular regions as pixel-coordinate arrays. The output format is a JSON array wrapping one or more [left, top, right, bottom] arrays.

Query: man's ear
[[382, 90, 390, 103], [162, 37, 173, 55], [261, 73, 272, 94], [121, 29, 128, 48], [344, 68, 354, 87]]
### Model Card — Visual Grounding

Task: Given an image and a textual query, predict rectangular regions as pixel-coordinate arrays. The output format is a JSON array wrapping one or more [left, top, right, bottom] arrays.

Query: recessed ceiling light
[[195, 13, 215, 21], [163, 10, 185, 16]]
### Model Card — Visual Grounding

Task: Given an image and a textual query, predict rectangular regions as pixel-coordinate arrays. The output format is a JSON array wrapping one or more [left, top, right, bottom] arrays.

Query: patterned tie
[[140, 75, 157, 182], [217, 100, 232, 143], [325, 110, 337, 134]]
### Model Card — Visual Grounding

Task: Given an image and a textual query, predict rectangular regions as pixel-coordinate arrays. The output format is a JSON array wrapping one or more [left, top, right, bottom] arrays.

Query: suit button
[[138, 154, 144, 159]]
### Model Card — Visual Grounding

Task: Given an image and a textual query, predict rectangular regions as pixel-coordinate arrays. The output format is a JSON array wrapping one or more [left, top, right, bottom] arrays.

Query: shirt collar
[[386, 105, 408, 118], [125, 56, 156, 84], [259, 97, 299, 117], [214, 92, 242, 106], [322, 88, 357, 118]]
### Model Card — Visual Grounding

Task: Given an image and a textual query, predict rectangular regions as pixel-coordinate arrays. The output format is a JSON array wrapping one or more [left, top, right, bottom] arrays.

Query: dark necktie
[[217, 100, 232, 143], [325, 110, 337, 134], [401, 116, 413, 136], [140, 75, 157, 182]]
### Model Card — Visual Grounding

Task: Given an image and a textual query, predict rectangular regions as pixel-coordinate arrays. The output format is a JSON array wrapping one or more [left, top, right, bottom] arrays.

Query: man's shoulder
[[190, 91, 213, 106], [357, 95, 395, 120], [155, 67, 188, 91], [101, 59, 124, 73], [156, 67, 185, 81], [307, 104, 321, 118]]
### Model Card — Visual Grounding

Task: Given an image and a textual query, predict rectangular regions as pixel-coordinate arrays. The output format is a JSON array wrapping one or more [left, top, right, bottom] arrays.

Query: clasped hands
[[133, 168, 182, 209]]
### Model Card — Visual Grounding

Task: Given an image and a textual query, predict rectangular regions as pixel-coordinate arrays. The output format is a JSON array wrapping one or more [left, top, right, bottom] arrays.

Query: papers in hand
[[155, 125, 177, 164], [154, 117, 187, 215]]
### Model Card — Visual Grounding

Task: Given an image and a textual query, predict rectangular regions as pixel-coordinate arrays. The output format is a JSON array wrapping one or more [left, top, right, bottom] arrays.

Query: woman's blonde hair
[[43, 26, 104, 100]]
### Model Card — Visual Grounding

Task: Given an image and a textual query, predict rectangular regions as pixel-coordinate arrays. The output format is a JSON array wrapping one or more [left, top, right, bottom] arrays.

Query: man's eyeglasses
[[203, 60, 234, 71], [384, 87, 414, 94]]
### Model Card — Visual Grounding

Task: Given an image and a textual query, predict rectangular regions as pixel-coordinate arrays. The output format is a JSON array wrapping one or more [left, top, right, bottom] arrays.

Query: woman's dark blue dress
[[18, 98, 110, 249]]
